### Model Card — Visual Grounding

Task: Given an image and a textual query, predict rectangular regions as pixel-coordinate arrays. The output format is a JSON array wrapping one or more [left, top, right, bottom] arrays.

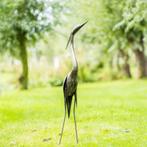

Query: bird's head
[[66, 21, 88, 49]]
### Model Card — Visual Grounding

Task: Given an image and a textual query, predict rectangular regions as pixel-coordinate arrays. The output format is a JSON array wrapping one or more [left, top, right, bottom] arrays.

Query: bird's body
[[63, 68, 78, 118], [59, 22, 87, 144]]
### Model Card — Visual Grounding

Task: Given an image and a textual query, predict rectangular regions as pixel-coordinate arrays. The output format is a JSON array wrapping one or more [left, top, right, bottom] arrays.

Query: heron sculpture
[[58, 22, 87, 144]]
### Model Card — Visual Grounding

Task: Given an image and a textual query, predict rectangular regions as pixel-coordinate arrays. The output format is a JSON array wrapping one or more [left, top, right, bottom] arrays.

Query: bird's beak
[[65, 21, 88, 49], [72, 21, 88, 35]]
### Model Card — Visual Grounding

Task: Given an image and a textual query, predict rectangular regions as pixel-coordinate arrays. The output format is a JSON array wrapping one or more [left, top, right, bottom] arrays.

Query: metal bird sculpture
[[59, 22, 87, 144]]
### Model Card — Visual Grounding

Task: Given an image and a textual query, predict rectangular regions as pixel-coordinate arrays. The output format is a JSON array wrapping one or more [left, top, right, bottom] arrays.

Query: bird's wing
[[63, 76, 67, 92], [63, 75, 73, 118], [63, 76, 68, 108]]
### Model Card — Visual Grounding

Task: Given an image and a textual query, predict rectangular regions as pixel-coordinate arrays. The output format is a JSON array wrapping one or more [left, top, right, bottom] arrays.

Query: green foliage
[[69, 0, 147, 52], [0, 0, 65, 89], [0, 0, 147, 87], [48, 77, 63, 87], [0, 0, 63, 56], [65, 0, 147, 79], [114, 0, 147, 50]]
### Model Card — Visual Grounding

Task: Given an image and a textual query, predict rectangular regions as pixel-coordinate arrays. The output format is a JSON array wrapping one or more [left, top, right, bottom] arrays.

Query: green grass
[[0, 80, 147, 147]]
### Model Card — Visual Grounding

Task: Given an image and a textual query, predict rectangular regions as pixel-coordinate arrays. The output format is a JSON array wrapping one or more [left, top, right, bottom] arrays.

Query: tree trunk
[[119, 49, 132, 78], [134, 49, 147, 78], [134, 32, 147, 78], [146, 58, 147, 75], [122, 61, 132, 78], [122, 56, 132, 78], [19, 36, 28, 89]]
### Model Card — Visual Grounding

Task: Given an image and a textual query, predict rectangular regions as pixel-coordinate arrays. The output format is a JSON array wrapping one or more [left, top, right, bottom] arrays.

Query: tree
[[0, 0, 63, 89], [68, 0, 147, 78], [68, 0, 132, 78], [114, 0, 147, 78]]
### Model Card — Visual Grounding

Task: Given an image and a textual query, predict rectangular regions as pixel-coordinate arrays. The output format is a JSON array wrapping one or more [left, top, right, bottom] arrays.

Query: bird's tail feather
[[66, 96, 73, 118]]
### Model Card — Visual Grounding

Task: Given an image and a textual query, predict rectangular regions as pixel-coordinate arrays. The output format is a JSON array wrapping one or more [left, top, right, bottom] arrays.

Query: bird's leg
[[73, 93, 78, 143], [58, 105, 66, 144]]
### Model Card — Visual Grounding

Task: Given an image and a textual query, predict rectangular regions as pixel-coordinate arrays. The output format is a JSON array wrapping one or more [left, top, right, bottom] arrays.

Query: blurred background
[[0, 0, 146, 91], [0, 0, 147, 146]]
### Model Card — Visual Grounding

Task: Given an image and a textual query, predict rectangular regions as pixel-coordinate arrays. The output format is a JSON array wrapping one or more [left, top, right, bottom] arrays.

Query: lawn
[[0, 80, 147, 147]]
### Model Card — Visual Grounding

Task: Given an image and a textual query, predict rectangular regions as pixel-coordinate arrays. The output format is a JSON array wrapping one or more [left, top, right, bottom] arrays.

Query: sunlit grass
[[0, 80, 147, 146]]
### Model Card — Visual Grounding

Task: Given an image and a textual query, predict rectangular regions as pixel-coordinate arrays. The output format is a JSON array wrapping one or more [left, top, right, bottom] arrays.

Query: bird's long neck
[[71, 37, 78, 71]]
